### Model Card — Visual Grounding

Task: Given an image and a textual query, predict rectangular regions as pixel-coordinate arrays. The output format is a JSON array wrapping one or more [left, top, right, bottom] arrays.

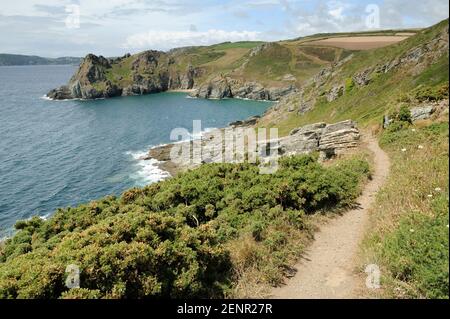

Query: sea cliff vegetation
[[0, 154, 370, 298]]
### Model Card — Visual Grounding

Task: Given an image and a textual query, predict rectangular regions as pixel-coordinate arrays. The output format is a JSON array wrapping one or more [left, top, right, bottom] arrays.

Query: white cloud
[[122, 29, 262, 50]]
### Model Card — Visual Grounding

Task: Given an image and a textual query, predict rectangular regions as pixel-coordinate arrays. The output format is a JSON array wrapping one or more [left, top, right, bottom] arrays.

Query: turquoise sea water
[[0, 65, 272, 237]]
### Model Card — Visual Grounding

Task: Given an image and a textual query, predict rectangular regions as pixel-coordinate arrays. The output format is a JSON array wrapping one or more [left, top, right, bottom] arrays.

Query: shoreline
[[145, 115, 263, 178], [167, 89, 196, 93]]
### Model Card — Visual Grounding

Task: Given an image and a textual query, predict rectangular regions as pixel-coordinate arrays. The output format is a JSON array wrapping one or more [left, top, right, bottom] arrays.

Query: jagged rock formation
[[189, 76, 297, 101], [47, 51, 203, 100], [280, 120, 360, 159], [147, 120, 360, 175], [410, 105, 435, 121]]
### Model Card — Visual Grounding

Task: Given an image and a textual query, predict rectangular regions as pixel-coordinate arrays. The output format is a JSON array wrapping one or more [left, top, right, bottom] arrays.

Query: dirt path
[[270, 137, 390, 299]]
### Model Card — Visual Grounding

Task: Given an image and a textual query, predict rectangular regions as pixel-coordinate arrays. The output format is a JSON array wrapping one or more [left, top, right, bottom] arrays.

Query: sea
[[0, 65, 272, 237]]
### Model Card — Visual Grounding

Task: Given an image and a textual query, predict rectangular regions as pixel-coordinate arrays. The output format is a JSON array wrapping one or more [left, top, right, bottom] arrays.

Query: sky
[[0, 0, 448, 57]]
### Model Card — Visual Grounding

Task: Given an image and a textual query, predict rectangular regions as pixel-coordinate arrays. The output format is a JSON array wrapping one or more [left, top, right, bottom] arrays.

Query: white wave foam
[[40, 95, 79, 102], [40, 213, 52, 221], [126, 151, 171, 186], [40, 95, 53, 101], [40, 95, 106, 102]]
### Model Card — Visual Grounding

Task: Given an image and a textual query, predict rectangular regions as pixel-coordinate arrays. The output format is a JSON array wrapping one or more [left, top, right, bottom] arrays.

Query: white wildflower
[[401, 148, 407, 152], [418, 145, 424, 149], [435, 187, 442, 192], [410, 229, 415, 233], [427, 194, 433, 198]]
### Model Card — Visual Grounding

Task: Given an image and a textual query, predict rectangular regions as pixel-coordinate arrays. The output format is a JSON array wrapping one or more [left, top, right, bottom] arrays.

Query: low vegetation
[[261, 19, 448, 136], [0, 154, 370, 299], [363, 120, 449, 299]]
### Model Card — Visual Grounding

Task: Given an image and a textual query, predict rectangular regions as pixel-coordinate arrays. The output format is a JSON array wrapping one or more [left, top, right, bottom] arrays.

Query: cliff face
[[47, 39, 350, 101], [189, 76, 297, 101], [47, 51, 199, 100]]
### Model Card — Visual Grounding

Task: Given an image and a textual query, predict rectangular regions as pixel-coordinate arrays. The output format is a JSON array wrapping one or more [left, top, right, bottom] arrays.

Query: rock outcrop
[[147, 119, 360, 175], [327, 85, 344, 102], [190, 77, 297, 101], [280, 120, 360, 159], [410, 105, 435, 121], [47, 51, 203, 100]]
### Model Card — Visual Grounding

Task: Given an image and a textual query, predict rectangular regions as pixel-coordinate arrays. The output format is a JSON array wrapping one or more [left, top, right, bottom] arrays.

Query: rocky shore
[[145, 119, 361, 177], [47, 46, 298, 102]]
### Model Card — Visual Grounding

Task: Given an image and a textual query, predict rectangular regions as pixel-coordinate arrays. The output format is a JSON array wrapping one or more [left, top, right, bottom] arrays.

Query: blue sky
[[0, 0, 448, 57]]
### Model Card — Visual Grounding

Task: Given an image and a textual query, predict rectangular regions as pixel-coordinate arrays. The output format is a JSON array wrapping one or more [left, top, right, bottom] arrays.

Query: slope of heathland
[[258, 19, 448, 136]]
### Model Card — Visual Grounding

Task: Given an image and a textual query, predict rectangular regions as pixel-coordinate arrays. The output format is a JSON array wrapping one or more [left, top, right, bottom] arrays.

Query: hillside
[[258, 19, 449, 135], [0, 54, 82, 66], [46, 33, 410, 101]]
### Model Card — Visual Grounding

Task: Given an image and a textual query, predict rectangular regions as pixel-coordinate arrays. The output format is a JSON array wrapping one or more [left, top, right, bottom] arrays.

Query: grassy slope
[[362, 121, 449, 299], [101, 40, 350, 90], [261, 19, 448, 137]]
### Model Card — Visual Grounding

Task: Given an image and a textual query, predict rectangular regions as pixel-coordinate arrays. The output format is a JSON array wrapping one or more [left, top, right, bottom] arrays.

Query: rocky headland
[[46, 41, 348, 101], [147, 119, 361, 176]]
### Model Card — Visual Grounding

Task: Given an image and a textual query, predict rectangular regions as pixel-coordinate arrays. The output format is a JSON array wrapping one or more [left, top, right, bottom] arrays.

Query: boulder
[[411, 105, 434, 121], [281, 120, 360, 158], [353, 69, 372, 86], [319, 128, 360, 151], [327, 85, 344, 102], [47, 86, 73, 100]]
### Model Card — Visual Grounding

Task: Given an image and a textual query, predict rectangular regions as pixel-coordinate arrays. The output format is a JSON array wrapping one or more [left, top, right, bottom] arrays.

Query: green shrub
[[398, 105, 412, 124], [345, 78, 355, 93], [414, 82, 449, 102], [0, 154, 369, 299]]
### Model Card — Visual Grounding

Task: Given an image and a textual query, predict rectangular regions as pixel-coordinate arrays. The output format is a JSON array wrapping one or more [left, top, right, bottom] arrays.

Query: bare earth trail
[[270, 136, 390, 299]]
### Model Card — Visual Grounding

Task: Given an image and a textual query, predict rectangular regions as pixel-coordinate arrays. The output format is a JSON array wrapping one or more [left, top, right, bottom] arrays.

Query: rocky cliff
[[148, 119, 360, 175], [189, 76, 297, 101], [47, 39, 349, 101], [47, 51, 200, 100]]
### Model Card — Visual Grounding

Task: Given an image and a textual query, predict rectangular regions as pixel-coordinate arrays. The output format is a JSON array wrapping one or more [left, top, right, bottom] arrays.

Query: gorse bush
[[397, 106, 412, 124], [413, 82, 449, 102], [0, 154, 369, 299], [345, 77, 355, 93]]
